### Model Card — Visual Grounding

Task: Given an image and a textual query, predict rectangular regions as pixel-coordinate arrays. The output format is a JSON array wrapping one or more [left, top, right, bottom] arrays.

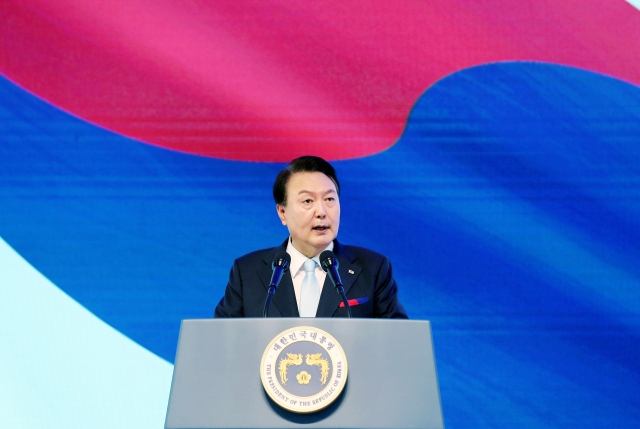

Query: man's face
[[277, 171, 340, 258]]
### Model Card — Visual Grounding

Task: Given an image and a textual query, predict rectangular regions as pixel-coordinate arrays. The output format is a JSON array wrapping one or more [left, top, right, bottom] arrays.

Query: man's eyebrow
[[297, 189, 337, 195]]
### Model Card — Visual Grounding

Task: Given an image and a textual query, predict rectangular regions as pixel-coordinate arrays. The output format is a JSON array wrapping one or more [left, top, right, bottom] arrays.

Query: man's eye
[[326, 197, 335, 201], [302, 199, 312, 204]]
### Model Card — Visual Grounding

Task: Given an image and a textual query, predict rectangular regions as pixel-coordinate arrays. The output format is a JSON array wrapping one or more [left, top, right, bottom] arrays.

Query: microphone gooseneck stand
[[263, 289, 276, 318], [337, 286, 352, 318], [320, 250, 352, 318], [263, 252, 291, 317]]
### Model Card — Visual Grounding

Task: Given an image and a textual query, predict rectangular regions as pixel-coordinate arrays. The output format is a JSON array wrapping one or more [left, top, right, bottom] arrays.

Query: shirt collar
[[286, 238, 334, 275]]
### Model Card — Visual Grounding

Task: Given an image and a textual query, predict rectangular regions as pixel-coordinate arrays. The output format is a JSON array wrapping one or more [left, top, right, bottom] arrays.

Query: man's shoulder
[[337, 242, 389, 264], [233, 238, 289, 266], [234, 246, 277, 265]]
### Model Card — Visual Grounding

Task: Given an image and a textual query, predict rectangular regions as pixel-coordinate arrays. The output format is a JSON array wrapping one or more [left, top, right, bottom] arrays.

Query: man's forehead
[[283, 172, 339, 204]]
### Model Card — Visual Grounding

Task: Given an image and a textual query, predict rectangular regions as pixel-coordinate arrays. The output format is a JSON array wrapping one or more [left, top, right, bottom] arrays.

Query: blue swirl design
[[1, 62, 639, 427]]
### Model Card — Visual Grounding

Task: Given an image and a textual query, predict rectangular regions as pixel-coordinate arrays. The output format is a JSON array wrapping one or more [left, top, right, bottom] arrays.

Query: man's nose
[[315, 202, 327, 217]]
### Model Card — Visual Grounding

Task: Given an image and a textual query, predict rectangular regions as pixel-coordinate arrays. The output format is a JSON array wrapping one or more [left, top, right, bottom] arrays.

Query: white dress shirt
[[286, 239, 334, 315]]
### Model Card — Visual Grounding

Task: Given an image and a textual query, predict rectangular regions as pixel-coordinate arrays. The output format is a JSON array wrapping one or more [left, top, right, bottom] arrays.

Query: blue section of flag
[[1, 62, 640, 427]]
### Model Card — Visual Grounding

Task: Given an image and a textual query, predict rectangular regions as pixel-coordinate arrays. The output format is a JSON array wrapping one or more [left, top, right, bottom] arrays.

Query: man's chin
[[314, 235, 335, 248]]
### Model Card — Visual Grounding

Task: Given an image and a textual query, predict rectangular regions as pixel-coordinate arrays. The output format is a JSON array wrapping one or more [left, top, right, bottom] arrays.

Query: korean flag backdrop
[[1, 1, 640, 428]]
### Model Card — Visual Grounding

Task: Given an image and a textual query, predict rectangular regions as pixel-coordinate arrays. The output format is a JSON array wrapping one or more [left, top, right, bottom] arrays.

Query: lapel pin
[[348, 269, 355, 275]]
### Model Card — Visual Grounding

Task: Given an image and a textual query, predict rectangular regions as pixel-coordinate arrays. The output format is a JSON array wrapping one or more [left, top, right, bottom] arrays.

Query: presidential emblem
[[260, 326, 348, 413]]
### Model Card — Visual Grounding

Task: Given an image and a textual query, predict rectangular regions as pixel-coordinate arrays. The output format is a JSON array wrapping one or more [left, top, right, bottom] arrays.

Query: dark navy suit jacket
[[214, 239, 408, 318]]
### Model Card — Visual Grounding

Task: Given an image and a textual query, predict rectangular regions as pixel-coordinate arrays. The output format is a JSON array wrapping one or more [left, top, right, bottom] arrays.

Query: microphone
[[263, 252, 291, 317], [320, 250, 352, 318]]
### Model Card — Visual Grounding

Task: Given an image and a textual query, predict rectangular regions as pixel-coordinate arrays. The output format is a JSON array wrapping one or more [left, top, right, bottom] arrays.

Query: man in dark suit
[[214, 156, 407, 318]]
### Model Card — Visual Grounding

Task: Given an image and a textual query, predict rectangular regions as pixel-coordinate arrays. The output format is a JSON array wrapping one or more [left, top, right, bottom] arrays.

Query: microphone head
[[320, 250, 339, 272], [272, 251, 291, 271]]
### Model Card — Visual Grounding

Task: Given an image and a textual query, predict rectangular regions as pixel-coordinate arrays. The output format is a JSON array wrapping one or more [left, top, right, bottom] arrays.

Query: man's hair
[[273, 155, 340, 206]]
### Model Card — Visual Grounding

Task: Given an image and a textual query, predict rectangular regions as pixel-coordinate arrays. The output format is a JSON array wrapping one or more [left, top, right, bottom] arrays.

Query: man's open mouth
[[313, 226, 329, 231]]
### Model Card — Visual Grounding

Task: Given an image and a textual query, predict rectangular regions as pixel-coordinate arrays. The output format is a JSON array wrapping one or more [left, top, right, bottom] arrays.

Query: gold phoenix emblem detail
[[278, 352, 330, 385], [279, 353, 302, 385], [306, 353, 330, 384]]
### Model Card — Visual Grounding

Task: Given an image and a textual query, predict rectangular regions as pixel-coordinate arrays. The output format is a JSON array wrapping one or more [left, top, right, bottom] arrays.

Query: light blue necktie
[[300, 259, 320, 317]]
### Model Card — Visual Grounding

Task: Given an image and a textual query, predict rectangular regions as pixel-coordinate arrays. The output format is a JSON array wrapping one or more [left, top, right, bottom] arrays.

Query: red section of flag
[[1, 1, 639, 161]]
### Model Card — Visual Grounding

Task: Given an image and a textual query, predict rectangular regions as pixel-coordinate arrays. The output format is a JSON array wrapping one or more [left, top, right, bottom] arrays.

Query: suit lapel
[[259, 240, 299, 317], [316, 240, 361, 317]]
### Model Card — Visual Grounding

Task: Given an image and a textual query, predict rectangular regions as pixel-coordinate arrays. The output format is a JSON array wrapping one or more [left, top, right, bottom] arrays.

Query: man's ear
[[276, 204, 287, 225]]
